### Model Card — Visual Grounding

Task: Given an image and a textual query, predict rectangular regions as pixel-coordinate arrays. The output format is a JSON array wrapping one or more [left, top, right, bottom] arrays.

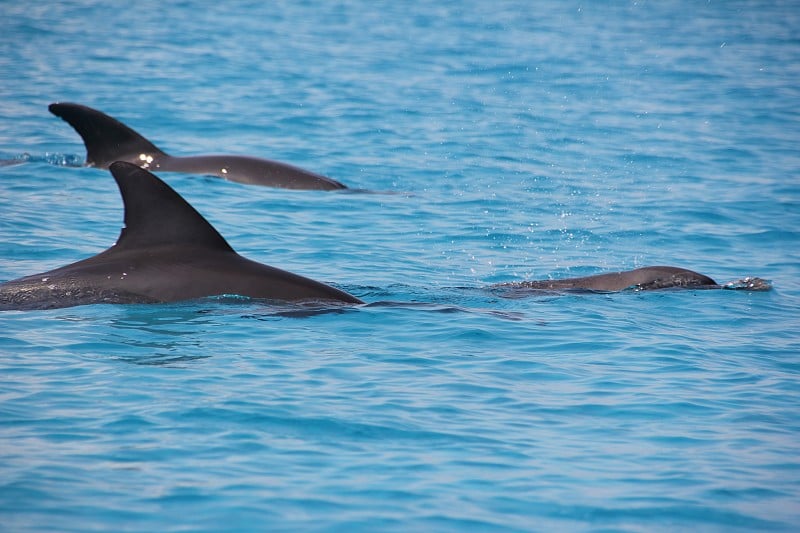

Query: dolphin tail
[[49, 102, 167, 168]]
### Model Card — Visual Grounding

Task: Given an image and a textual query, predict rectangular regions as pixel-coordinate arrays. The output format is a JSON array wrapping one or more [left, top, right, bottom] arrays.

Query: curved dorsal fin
[[49, 102, 167, 167], [109, 161, 234, 253]]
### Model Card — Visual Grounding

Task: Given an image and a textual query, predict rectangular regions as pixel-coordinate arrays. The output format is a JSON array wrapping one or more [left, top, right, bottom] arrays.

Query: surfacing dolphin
[[0, 162, 362, 310], [48, 102, 348, 190], [492, 266, 770, 296]]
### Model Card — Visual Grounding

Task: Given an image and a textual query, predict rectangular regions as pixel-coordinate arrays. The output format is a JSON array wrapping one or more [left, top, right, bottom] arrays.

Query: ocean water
[[1, 1, 799, 530]]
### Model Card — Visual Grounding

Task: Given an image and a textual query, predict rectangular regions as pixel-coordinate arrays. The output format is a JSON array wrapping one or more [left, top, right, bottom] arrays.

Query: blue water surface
[[1, 1, 799, 531]]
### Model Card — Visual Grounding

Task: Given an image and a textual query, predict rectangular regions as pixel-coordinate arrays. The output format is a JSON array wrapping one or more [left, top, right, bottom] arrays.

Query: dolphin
[[0, 162, 363, 310], [492, 266, 771, 295], [48, 102, 348, 190]]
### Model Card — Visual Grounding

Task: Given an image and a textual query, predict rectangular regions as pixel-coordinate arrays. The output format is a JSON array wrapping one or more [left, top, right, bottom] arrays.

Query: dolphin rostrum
[[48, 102, 348, 190], [0, 162, 362, 310]]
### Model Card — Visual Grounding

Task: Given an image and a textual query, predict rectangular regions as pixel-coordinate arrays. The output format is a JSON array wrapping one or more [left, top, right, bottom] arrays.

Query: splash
[[722, 277, 772, 291]]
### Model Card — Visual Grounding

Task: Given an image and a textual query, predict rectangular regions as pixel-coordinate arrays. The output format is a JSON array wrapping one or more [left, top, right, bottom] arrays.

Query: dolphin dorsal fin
[[49, 102, 168, 168], [109, 161, 235, 253]]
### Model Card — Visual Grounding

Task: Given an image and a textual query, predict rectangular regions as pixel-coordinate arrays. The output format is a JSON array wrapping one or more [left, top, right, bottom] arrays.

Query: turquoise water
[[2, 1, 800, 530]]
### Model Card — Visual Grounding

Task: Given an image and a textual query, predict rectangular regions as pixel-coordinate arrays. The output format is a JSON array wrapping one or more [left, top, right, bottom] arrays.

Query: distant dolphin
[[0, 162, 362, 310], [48, 102, 348, 190], [492, 266, 771, 295]]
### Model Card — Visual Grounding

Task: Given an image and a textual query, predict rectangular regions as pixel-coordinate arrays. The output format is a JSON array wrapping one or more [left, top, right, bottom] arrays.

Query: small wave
[[0, 152, 85, 167], [0, 153, 31, 166]]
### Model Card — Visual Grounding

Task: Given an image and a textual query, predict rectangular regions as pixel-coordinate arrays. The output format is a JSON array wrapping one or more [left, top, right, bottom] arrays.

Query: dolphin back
[[493, 266, 719, 295]]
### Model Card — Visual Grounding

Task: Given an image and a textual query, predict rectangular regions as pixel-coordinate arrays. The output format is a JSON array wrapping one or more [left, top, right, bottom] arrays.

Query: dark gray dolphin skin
[[48, 102, 347, 190], [0, 162, 362, 310], [493, 266, 771, 294]]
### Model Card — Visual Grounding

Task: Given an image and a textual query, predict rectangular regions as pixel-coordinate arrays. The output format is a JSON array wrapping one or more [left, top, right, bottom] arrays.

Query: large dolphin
[[492, 266, 770, 295], [48, 102, 348, 190], [0, 162, 362, 310]]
